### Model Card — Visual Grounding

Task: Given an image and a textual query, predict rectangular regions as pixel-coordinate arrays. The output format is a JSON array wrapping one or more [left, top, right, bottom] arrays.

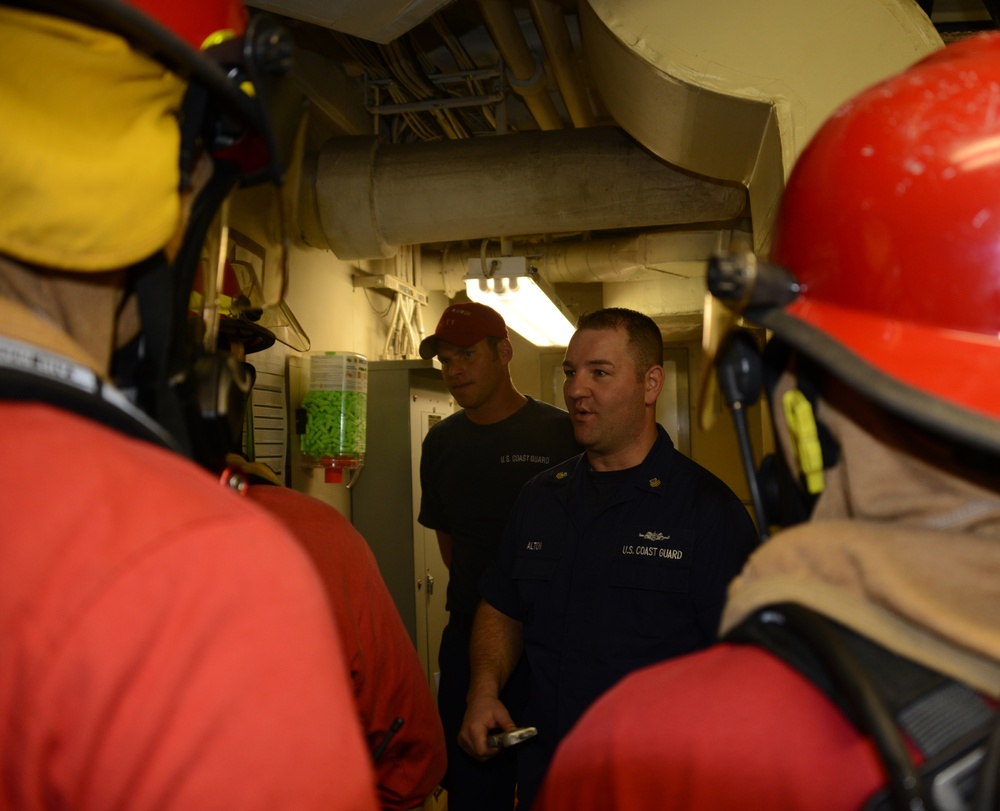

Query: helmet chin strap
[[121, 159, 251, 469]]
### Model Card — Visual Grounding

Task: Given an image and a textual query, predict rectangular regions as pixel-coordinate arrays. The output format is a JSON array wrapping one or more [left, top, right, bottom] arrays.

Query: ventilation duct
[[301, 126, 747, 260], [580, 0, 942, 253], [247, 0, 452, 43]]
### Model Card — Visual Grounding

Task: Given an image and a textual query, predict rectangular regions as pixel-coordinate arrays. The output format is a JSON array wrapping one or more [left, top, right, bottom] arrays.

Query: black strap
[[726, 604, 996, 811], [128, 161, 246, 471], [0, 336, 179, 451]]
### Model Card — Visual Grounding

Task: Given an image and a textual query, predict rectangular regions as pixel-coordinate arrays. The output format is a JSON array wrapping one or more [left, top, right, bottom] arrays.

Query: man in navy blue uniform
[[458, 307, 758, 810]]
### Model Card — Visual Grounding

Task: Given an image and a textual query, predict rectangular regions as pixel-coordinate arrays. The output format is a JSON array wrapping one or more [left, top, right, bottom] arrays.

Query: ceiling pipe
[[476, 0, 565, 130], [300, 126, 748, 260], [528, 0, 595, 127], [419, 228, 742, 293]]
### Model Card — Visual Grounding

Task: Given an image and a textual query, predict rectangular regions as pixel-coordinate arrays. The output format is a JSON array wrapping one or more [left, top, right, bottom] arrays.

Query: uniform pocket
[[511, 536, 562, 626], [609, 526, 693, 593], [600, 527, 699, 664]]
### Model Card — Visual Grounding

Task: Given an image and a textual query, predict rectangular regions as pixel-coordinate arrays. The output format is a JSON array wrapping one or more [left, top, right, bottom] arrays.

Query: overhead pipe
[[301, 126, 748, 260], [528, 0, 595, 127], [476, 0, 564, 130], [418, 228, 742, 293]]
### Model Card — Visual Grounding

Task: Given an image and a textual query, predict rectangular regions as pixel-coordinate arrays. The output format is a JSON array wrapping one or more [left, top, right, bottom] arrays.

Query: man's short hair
[[575, 308, 663, 381]]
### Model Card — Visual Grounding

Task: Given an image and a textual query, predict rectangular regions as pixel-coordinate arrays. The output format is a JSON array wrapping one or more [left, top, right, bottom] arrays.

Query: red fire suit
[[1, 399, 379, 810], [247, 484, 447, 810], [534, 642, 887, 810]]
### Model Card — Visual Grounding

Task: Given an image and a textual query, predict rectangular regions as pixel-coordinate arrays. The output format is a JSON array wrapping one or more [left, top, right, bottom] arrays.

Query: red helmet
[[35, 0, 302, 188], [128, 0, 247, 50], [750, 33, 1000, 454]]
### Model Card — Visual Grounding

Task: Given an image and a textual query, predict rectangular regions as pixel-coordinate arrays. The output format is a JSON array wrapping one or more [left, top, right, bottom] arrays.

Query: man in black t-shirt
[[418, 302, 580, 811]]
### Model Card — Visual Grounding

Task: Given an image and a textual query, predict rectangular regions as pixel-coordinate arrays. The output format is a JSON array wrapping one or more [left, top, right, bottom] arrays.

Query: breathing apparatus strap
[[128, 160, 245, 469], [0, 334, 180, 451], [726, 604, 997, 811]]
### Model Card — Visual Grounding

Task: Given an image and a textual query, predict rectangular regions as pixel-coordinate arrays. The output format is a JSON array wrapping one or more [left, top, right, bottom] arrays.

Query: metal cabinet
[[351, 359, 453, 694]]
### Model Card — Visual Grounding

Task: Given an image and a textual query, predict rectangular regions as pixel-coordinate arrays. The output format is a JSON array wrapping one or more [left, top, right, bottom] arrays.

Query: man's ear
[[498, 337, 514, 364], [644, 365, 664, 405]]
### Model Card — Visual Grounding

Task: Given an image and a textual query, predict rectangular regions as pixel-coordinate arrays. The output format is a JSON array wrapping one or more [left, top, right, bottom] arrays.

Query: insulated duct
[[419, 228, 743, 292], [247, 0, 452, 43], [580, 0, 943, 253], [302, 126, 747, 260]]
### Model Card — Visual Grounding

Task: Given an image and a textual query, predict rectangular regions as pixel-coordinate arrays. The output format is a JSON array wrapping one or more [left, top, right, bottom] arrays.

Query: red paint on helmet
[[770, 32, 1000, 423], [127, 0, 247, 50]]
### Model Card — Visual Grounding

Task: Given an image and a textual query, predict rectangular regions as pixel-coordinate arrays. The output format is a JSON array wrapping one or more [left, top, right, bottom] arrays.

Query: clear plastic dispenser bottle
[[300, 352, 368, 484]]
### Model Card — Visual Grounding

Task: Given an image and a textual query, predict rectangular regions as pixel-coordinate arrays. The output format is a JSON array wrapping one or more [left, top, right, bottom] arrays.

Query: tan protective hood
[[0, 252, 125, 378], [722, 386, 1000, 696]]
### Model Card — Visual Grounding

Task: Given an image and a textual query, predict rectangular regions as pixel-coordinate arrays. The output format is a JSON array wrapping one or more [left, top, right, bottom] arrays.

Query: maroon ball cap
[[419, 302, 509, 359]]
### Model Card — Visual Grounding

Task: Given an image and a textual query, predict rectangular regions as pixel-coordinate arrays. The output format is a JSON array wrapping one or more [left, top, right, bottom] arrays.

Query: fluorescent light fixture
[[464, 256, 576, 347]]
